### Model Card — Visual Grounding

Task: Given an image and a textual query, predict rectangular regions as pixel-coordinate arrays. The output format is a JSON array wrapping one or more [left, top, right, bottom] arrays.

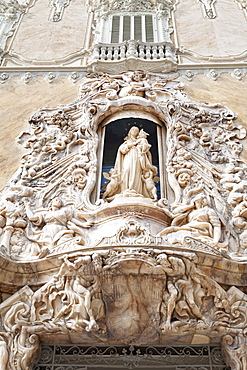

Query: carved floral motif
[[0, 71, 247, 261]]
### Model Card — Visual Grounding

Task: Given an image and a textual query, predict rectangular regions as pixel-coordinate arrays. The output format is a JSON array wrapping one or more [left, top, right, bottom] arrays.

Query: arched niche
[[94, 110, 167, 202]]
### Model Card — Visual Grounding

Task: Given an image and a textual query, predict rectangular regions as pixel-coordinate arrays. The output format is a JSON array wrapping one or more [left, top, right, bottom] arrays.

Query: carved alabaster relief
[[0, 0, 31, 61], [102, 126, 159, 202], [89, 0, 174, 44], [1, 250, 247, 368], [0, 71, 247, 261], [49, 0, 71, 22], [222, 334, 247, 370], [0, 255, 105, 370]]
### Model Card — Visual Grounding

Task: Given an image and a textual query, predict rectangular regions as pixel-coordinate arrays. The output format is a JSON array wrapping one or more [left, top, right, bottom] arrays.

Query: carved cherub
[[141, 170, 158, 200], [102, 168, 119, 199], [136, 129, 151, 154]]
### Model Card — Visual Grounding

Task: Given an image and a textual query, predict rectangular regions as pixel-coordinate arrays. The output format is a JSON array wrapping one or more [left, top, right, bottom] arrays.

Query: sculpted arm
[[25, 202, 41, 224], [208, 210, 221, 243]]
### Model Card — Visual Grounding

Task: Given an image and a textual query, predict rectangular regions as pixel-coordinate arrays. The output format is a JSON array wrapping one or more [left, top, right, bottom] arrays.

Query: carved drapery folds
[[0, 250, 247, 368], [1, 72, 247, 368], [0, 71, 247, 260]]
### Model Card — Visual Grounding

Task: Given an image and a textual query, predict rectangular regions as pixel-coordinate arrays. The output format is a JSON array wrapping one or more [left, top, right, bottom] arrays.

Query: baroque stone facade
[[0, 1, 247, 369]]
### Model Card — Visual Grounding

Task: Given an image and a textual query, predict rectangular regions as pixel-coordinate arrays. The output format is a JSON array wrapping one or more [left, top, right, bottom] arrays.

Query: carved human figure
[[159, 195, 221, 245], [0, 197, 27, 253], [103, 126, 157, 200], [102, 168, 119, 199], [141, 170, 158, 200], [25, 198, 92, 255], [157, 254, 204, 330], [52, 256, 100, 331], [29, 256, 101, 332], [118, 71, 148, 98]]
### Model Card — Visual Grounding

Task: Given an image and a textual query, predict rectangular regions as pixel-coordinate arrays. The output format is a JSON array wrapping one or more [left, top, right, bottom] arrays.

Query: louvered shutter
[[111, 16, 120, 43], [145, 15, 154, 42], [123, 15, 131, 41], [134, 16, 142, 41]]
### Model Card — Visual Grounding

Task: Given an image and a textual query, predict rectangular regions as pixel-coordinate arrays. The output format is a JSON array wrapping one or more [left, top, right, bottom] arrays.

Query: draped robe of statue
[[111, 127, 157, 198]]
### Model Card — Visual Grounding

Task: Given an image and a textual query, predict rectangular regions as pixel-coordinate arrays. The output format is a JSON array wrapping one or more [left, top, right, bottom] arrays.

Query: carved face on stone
[[128, 126, 139, 139], [139, 129, 148, 139], [178, 173, 191, 188], [157, 253, 170, 267], [193, 195, 208, 208], [50, 198, 63, 209]]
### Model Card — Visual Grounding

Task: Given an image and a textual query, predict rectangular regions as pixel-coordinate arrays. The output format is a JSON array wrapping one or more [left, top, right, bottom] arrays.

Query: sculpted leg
[[161, 280, 177, 331]]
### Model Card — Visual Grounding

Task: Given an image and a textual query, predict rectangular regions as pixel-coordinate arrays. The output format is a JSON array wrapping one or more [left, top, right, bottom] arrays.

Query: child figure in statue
[[102, 126, 158, 201]]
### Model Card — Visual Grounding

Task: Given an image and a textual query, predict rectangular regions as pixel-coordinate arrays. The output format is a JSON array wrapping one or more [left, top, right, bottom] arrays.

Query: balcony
[[87, 40, 177, 73]]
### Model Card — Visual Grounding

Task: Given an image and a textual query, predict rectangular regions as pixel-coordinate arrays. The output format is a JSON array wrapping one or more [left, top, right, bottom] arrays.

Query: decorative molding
[[180, 68, 247, 80], [0, 71, 247, 262], [89, 0, 173, 14], [0, 249, 246, 368], [235, 0, 247, 19], [178, 47, 247, 63], [0, 68, 246, 84], [1, 48, 88, 67], [222, 334, 247, 370], [199, 0, 217, 19], [0, 0, 32, 61], [49, 0, 71, 22]]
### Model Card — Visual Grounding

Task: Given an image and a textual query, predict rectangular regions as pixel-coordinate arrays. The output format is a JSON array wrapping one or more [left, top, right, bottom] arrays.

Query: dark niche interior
[[101, 117, 160, 198]]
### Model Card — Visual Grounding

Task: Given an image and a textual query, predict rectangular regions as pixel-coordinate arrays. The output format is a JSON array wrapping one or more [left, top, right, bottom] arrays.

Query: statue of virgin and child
[[103, 126, 158, 201]]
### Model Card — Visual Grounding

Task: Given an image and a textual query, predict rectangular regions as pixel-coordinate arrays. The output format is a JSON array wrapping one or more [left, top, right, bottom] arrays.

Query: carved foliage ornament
[[90, 0, 173, 15], [0, 250, 247, 368], [0, 71, 247, 261]]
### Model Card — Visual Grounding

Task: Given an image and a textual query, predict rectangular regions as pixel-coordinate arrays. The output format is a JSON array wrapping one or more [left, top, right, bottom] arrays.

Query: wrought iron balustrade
[[33, 344, 230, 369]]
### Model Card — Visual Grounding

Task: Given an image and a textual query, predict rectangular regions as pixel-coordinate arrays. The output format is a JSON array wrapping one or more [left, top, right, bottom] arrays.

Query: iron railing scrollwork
[[33, 344, 230, 369]]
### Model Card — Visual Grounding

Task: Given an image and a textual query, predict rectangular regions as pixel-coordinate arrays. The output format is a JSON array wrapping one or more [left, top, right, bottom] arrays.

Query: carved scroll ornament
[[0, 72, 246, 260], [0, 250, 247, 368]]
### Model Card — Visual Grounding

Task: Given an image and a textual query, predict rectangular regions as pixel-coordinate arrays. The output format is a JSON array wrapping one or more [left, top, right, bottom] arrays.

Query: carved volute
[[0, 71, 247, 369]]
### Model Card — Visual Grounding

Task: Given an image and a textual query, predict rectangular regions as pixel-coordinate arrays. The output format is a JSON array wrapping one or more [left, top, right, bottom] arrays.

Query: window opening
[[110, 14, 154, 43]]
